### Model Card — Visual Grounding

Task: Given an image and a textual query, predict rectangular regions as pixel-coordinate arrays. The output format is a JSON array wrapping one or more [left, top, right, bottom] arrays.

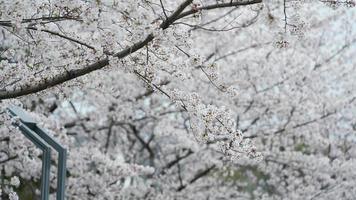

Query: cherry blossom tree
[[1, 0, 355, 199]]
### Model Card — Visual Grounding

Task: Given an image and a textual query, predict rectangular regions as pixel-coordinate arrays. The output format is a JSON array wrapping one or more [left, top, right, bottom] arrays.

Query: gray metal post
[[34, 127, 67, 200], [7, 105, 67, 200], [11, 117, 51, 200]]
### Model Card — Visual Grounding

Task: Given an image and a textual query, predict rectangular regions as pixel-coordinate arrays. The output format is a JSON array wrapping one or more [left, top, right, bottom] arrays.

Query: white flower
[[10, 176, 20, 187], [9, 191, 19, 200]]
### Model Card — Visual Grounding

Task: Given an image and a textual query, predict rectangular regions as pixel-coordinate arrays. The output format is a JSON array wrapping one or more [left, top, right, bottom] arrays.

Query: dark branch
[[0, 0, 262, 100]]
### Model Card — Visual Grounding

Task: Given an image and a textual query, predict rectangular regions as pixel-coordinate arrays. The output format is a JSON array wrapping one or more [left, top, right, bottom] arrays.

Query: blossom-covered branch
[[0, 0, 262, 100]]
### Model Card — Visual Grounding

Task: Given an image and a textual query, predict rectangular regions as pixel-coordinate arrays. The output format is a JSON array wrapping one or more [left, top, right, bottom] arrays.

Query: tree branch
[[176, 0, 262, 21], [177, 164, 216, 191], [0, 0, 262, 100]]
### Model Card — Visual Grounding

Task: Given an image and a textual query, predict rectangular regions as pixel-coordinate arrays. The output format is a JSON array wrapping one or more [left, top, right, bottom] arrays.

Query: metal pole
[[35, 127, 67, 200], [13, 121, 51, 200], [7, 105, 67, 200]]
